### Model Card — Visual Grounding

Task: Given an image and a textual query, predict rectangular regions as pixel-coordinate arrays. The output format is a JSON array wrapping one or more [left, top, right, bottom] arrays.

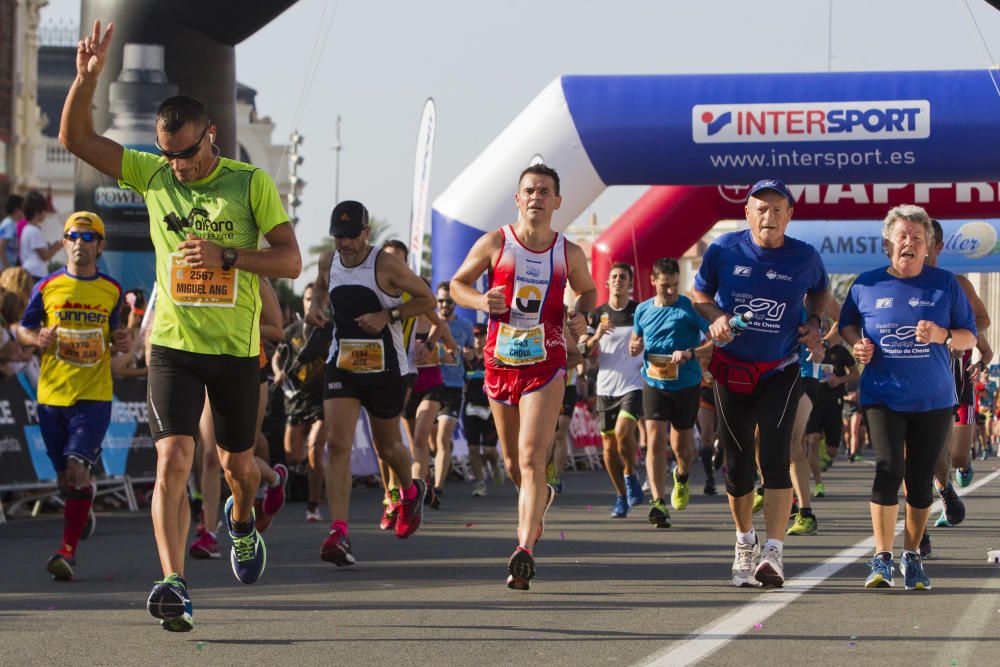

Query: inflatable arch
[[430, 71, 1000, 302]]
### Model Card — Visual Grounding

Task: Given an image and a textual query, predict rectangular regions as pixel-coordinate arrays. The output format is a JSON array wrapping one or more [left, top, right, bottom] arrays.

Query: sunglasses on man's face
[[437, 298, 455, 305], [64, 231, 101, 243], [155, 123, 210, 160]]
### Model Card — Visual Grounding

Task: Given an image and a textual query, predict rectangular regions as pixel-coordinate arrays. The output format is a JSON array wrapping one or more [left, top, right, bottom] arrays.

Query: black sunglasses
[[64, 231, 101, 243], [332, 231, 362, 240], [156, 123, 211, 160], [437, 298, 455, 305]]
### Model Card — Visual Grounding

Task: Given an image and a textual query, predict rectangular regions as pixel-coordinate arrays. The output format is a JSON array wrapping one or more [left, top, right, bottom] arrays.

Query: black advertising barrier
[[0, 374, 41, 486], [0, 373, 157, 488]]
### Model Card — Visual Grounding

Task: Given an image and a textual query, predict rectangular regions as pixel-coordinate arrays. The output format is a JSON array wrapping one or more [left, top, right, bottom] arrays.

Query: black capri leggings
[[864, 404, 953, 508], [715, 364, 801, 497]]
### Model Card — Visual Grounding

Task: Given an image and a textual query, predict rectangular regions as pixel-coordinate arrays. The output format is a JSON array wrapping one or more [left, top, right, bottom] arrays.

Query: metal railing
[[38, 20, 79, 48]]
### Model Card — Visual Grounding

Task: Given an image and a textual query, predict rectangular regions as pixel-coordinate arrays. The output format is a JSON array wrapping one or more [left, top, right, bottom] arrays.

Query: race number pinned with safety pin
[[168, 252, 237, 307], [56, 328, 105, 367], [495, 323, 546, 366], [336, 339, 386, 373], [647, 354, 679, 381]]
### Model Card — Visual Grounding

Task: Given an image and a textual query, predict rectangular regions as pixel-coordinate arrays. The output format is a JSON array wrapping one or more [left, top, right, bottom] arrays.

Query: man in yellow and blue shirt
[[18, 211, 128, 582]]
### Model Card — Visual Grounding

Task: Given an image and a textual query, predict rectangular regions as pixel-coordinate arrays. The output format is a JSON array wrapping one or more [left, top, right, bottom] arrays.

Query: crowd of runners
[[16, 20, 1000, 631]]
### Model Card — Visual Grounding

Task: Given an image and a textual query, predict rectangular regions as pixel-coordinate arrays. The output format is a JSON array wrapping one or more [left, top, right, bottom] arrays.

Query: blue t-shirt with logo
[[441, 316, 475, 388], [633, 295, 709, 391], [838, 265, 976, 412], [694, 230, 828, 363]]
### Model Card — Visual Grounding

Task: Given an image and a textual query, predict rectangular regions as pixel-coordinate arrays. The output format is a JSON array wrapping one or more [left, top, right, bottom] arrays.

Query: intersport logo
[[692, 100, 930, 144]]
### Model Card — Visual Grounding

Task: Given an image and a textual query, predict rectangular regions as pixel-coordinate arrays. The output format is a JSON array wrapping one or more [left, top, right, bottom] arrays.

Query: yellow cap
[[63, 211, 106, 238]]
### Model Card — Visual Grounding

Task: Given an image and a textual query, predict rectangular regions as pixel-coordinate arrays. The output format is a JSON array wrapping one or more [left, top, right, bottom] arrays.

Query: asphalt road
[[3, 454, 1000, 666]]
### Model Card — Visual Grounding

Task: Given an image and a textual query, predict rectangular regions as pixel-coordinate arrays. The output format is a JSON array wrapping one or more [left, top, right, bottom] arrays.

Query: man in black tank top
[[307, 201, 436, 565]]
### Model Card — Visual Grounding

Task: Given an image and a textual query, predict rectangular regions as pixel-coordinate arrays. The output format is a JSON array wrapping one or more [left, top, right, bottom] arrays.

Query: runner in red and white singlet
[[451, 164, 596, 590], [482, 224, 569, 402]]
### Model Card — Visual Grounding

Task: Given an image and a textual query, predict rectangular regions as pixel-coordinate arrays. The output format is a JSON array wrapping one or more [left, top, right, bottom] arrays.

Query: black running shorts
[[324, 363, 406, 420], [147, 345, 260, 452], [642, 383, 700, 430], [596, 389, 643, 433], [436, 386, 464, 419]]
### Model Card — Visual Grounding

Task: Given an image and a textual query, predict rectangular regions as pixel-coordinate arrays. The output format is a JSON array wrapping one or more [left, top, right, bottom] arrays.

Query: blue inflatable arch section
[[430, 70, 1000, 290]]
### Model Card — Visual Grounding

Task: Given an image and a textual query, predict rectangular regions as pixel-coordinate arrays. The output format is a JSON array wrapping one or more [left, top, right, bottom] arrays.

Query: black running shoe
[[506, 547, 536, 590], [919, 530, 932, 559], [712, 440, 724, 471], [430, 487, 443, 510], [939, 483, 966, 526], [147, 573, 193, 632]]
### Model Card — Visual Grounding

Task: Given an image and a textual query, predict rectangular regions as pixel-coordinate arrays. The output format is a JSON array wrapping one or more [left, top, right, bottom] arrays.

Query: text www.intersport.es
[[708, 148, 917, 170]]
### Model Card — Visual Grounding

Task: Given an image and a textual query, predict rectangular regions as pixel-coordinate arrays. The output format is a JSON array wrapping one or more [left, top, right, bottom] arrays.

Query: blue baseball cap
[[747, 179, 795, 206]]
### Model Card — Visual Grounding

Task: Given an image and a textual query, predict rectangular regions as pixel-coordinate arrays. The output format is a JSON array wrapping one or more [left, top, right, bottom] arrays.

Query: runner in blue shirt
[[692, 179, 828, 589], [840, 204, 976, 591], [432, 282, 475, 500], [630, 257, 710, 529]]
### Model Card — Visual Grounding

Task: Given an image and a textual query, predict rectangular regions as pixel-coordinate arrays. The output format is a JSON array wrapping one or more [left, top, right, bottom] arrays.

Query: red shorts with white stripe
[[484, 364, 565, 406], [955, 403, 977, 426]]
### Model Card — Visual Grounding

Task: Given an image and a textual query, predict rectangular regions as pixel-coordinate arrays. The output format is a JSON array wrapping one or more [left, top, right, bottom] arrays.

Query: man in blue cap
[[691, 179, 829, 588]]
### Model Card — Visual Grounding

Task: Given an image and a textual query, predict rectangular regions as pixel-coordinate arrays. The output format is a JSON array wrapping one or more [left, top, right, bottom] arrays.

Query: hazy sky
[[40, 0, 1000, 287]]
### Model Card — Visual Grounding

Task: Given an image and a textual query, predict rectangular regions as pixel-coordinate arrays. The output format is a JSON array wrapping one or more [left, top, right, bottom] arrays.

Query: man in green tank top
[[60, 20, 302, 632]]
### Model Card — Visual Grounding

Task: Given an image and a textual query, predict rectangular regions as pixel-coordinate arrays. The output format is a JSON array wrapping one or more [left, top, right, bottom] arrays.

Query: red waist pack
[[708, 347, 785, 395]]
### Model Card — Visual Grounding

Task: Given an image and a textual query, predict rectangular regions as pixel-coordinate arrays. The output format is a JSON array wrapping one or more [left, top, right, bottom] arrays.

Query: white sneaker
[[472, 481, 487, 497], [305, 507, 322, 523], [495, 463, 506, 486], [754, 543, 785, 587], [732, 539, 762, 587]]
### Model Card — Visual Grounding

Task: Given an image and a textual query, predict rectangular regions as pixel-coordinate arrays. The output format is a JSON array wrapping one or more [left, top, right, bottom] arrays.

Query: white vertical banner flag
[[408, 98, 436, 275]]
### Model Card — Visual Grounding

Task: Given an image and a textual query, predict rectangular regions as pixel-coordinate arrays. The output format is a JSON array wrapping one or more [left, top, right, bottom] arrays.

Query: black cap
[[329, 200, 369, 237], [747, 179, 795, 206]]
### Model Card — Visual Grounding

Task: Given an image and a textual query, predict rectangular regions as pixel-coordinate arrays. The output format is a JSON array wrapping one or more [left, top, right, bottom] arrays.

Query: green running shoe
[[786, 512, 818, 536], [670, 470, 690, 510], [813, 482, 826, 498], [819, 448, 832, 469], [751, 488, 765, 514], [647, 498, 671, 528]]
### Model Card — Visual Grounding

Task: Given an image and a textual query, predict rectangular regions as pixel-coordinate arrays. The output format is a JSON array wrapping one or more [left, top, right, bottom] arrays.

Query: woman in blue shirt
[[839, 204, 976, 592]]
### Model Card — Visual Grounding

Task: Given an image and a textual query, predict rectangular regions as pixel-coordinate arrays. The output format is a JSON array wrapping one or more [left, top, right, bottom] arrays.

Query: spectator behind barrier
[[0, 289, 36, 381], [0, 194, 24, 269], [0, 266, 34, 306]]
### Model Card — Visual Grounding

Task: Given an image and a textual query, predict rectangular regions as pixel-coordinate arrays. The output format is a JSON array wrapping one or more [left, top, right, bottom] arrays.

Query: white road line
[[638, 468, 1000, 667]]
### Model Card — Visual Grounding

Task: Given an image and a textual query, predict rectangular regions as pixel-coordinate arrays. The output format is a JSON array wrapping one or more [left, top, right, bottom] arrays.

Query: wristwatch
[[944, 330, 954, 347], [389, 307, 401, 324], [221, 247, 238, 271]]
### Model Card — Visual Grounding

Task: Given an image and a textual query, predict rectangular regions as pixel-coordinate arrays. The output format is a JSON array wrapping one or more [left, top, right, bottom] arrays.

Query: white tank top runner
[[327, 247, 408, 375]]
